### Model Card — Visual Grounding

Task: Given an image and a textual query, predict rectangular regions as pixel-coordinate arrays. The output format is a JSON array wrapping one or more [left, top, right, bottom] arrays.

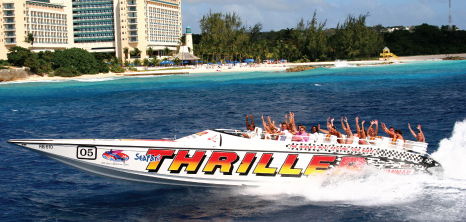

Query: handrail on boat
[[220, 129, 428, 154]]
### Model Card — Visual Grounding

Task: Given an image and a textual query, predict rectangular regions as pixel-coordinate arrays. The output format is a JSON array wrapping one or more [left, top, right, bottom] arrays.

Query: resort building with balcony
[[67, 0, 119, 54], [118, 0, 181, 61], [0, 0, 70, 59], [0, 0, 182, 61]]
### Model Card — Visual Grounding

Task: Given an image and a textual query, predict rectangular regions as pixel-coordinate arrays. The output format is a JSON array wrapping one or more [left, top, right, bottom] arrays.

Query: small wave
[[73, 77, 119, 82], [333, 60, 355, 68], [0, 79, 64, 85], [128, 75, 169, 78]]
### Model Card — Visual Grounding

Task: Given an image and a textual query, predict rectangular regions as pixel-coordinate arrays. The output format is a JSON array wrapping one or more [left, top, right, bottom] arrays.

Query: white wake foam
[[333, 60, 355, 68], [237, 120, 466, 206], [432, 119, 466, 179], [73, 77, 120, 82], [238, 167, 429, 206]]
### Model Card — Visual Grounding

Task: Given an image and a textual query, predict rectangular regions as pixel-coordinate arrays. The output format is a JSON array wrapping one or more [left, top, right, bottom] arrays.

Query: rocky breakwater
[[443, 56, 466, 60], [286, 66, 319, 72], [0, 68, 30, 82]]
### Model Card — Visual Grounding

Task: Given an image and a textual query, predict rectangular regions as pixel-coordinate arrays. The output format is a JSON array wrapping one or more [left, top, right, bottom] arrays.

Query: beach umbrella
[[194, 61, 199, 63], [217, 62, 222, 65], [183, 61, 189, 64], [207, 63, 213, 65]]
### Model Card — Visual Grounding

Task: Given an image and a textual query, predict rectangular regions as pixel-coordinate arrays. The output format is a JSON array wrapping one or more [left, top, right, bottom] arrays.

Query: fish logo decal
[[102, 150, 129, 162]]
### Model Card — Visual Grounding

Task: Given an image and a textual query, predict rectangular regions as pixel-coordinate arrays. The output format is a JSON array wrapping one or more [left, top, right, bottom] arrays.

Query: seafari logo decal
[[142, 149, 366, 177], [134, 153, 161, 162]]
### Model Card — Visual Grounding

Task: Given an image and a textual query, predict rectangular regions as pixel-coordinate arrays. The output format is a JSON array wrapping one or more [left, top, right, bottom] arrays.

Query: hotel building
[[0, 0, 182, 61]]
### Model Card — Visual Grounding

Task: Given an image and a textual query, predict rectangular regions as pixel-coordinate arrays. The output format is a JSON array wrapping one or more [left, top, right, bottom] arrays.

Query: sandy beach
[[6, 53, 466, 83]]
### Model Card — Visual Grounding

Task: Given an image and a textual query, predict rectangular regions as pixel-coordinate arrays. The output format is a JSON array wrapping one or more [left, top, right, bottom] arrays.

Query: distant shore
[[4, 53, 466, 83]]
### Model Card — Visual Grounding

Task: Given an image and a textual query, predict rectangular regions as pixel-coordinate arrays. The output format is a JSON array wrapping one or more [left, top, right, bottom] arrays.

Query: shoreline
[[4, 53, 466, 83]]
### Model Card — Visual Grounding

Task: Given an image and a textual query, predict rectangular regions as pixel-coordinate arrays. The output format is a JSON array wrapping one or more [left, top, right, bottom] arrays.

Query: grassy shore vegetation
[[195, 11, 383, 63], [7, 47, 110, 77], [4, 11, 466, 77], [193, 11, 466, 63]]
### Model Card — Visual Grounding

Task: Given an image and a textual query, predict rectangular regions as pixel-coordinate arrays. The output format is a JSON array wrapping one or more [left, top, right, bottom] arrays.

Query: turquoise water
[[1, 61, 466, 221]]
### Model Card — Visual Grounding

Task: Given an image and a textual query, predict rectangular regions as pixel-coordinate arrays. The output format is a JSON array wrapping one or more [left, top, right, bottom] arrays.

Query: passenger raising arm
[[356, 117, 367, 145], [408, 123, 426, 143], [367, 120, 379, 137], [261, 115, 272, 134], [287, 112, 298, 135], [245, 115, 255, 130], [342, 117, 354, 144], [341, 117, 347, 132], [381, 122, 396, 138]]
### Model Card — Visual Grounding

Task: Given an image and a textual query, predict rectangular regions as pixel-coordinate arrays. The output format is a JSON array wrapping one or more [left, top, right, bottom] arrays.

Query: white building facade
[[0, 0, 182, 60]]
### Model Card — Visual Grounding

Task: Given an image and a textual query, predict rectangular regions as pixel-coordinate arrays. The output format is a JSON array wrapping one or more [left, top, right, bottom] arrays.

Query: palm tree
[[131, 48, 141, 58], [123, 47, 129, 60], [163, 47, 169, 57], [142, 58, 150, 66], [147, 47, 154, 58], [25, 33, 34, 48]]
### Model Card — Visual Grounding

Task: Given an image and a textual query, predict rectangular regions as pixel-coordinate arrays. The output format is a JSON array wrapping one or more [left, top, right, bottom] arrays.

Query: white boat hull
[[8, 130, 443, 187]]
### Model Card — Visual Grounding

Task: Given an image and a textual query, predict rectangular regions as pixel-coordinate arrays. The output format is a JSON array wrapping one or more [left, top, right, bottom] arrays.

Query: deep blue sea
[[1, 61, 466, 221]]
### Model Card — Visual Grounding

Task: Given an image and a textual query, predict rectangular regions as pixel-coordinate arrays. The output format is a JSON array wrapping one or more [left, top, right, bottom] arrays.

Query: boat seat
[[396, 139, 404, 149], [352, 136, 359, 145]]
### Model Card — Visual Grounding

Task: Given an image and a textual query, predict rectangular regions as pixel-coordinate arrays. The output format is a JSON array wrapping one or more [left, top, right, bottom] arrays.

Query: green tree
[[52, 48, 106, 75], [330, 13, 383, 60], [130, 48, 141, 58], [173, 57, 181, 65], [147, 47, 154, 58], [142, 58, 150, 66], [163, 47, 170, 56], [150, 57, 160, 66], [133, 58, 141, 66], [25, 33, 34, 47], [199, 10, 248, 62], [123, 47, 129, 60], [7, 46, 31, 67], [54, 66, 80, 77]]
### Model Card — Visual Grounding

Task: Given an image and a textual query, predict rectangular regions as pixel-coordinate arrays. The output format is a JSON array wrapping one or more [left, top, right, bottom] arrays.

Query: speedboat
[[8, 129, 443, 187]]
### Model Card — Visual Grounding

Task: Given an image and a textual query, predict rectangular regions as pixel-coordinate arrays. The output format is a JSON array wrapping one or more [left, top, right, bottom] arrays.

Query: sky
[[181, 0, 465, 34]]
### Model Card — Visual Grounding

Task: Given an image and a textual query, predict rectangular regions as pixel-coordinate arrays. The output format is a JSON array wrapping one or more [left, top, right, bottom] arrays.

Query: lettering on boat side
[[39, 144, 53, 149], [142, 149, 370, 177], [77, 146, 97, 160], [287, 144, 375, 153], [134, 153, 161, 162], [383, 169, 413, 174]]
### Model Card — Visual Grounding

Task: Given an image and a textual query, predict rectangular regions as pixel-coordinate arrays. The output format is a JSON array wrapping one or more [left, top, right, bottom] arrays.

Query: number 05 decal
[[77, 146, 97, 160]]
